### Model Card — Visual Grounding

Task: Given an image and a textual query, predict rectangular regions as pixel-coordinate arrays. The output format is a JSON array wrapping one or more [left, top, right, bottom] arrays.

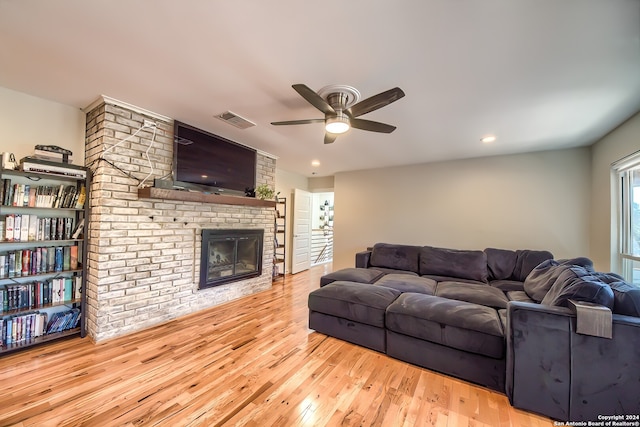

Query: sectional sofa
[[307, 243, 640, 421]]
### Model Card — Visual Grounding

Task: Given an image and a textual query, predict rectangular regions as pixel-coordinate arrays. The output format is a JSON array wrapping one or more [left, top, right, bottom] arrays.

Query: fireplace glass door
[[200, 229, 263, 289]]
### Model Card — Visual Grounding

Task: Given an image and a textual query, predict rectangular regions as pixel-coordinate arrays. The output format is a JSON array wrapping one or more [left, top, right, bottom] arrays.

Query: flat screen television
[[173, 121, 256, 195]]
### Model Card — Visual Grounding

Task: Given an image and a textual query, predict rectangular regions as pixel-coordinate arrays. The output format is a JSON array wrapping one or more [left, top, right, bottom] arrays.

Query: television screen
[[173, 121, 256, 194]]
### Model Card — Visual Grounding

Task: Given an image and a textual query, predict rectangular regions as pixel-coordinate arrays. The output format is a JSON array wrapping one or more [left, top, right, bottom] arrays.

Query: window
[[615, 151, 640, 285]]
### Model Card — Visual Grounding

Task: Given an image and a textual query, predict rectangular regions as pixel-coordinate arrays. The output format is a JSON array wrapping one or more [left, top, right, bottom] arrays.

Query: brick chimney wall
[[84, 98, 275, 342]]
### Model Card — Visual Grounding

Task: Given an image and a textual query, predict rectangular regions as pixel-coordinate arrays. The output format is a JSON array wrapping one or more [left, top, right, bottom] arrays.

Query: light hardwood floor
[[0, 265, 554, 426]]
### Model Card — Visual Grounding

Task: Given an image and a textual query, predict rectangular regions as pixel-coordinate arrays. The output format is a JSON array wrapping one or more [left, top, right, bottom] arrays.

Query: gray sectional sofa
[[307, 243, 640, 421]]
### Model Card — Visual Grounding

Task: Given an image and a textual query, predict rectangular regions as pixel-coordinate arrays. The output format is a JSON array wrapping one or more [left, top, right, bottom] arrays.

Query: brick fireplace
[[83, 97, 276, 342]]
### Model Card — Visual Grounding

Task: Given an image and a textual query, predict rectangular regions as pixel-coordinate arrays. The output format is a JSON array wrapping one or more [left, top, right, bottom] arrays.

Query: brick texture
[[84, 100, 275, 342]]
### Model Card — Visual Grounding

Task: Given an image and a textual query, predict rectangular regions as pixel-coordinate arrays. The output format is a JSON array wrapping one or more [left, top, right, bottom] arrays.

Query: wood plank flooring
[[0, 265, 554, 426]]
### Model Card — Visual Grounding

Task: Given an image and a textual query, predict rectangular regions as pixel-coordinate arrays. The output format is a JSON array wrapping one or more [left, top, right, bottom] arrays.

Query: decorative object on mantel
[[255, 184, 276, 200]]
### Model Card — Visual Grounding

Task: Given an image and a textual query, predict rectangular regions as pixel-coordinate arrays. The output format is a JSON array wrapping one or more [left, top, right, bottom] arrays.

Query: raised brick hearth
[[83, 97, 276, 342]]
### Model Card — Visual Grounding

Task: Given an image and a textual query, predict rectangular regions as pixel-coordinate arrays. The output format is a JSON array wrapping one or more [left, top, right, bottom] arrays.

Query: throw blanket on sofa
[[524, 258, 615, 308]]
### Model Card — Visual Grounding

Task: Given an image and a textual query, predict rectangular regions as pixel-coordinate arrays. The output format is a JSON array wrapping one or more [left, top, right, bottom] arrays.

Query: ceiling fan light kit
[[325, 114, 350, 134], [271, 83, 405, 144]]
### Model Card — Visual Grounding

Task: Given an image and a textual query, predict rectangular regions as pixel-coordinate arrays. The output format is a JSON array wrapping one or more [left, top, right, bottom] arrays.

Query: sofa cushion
[[436, 281, 509, 309], [512, 249, 554, 282], [422, 275, 486, 285], [308, 281, 401, 328], [490, 279, 525, 292], [506, 290, 536, 303], [375, 274, 436, 295], [370, 267, 419, 276], [319, 268, 385, 287], [419, 246, 488, 283], [369, 243, 421, 274], [485, 248, 517, 281], [386, 293, 505, 359]]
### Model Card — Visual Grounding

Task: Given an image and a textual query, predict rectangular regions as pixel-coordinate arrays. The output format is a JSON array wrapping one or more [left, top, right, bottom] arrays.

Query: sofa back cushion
[[485, 248, 517, 281], [512, 249, 554, 282], [369, 243, 421, 273], [419, 246, 488, 283]]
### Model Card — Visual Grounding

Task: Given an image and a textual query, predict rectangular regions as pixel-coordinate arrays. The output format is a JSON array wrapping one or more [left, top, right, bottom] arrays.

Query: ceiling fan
[[271, 84, 405, 144]]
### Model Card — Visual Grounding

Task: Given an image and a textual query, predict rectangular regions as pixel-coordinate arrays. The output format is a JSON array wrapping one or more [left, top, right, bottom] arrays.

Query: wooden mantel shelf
[[138, 187, 277, 208]]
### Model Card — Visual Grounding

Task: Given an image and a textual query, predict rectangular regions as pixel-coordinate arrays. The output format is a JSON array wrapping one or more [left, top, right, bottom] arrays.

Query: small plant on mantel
[[255, 184, 277, 200]]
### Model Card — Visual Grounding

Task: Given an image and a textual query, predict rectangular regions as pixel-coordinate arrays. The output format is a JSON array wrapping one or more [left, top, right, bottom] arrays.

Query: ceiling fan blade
[[347, 87, 405, 117], [324, 133, 337, 144], [292, 84, 336, 115], [271, 118, 325, 126], [350, 118, 397, 133]]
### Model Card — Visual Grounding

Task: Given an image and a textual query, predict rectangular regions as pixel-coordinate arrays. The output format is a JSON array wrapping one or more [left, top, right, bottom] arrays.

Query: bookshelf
[[273, 197, 286, 282], [0, 166, 90, 354]]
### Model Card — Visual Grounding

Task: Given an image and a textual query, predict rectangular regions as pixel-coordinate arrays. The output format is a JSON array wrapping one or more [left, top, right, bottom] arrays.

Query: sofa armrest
[[506, 301, 574, 420], [507, 301, 640, 421], [355, 250, 372, 268]]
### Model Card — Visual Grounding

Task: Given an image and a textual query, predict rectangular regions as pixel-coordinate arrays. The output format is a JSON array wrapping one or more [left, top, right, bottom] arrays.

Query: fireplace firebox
[[200, 229, 264, 289]]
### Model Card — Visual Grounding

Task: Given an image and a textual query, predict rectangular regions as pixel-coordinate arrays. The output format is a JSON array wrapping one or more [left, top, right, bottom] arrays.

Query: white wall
[[333, 147, 592, 270], [309, 175, 335, 192], [0, 86, 86, 165], [275, 168, 309, 273], [590, 111, 640, 271]]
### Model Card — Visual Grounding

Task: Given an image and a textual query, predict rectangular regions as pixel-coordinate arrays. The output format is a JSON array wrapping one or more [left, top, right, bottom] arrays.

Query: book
[[42, 281, 50, 305], [54, 247, 63, 272], [70, 246, 78, 270], [14, 250, 22, 277], [73, 276, 81, 300], [21, 250, 30, 276], [13, 214, 21, 241], [56, 217, 64, 240], [71, 218, 84, 239], [47, 247, 55, 272], [63, 246, 70, 271], [28, 187, 36, 207], [43, 217, 51, 241], [5, 214, 14, 241], [28, 214, 38, 241], [4, 180, 14, 207], [64, 217, 73, 240], [75, 185, 86, 209], [64, 278, 72, 302], [23, 184, 30, 206], [20, 214, 29, 242]]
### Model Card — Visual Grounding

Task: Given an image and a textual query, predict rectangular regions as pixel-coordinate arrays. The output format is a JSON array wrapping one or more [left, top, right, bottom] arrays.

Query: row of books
[[1, 308, 81, 346], [0, 179, 86, 209], [0, 246, 79, 278], [1, 276, 82, 312], [1, 215, 82, 242]]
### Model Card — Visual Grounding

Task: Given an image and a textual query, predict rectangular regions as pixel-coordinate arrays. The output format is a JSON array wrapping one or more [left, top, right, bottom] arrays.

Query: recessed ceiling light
[[481, 135, 496, 143], [311, 160, 321, 167]]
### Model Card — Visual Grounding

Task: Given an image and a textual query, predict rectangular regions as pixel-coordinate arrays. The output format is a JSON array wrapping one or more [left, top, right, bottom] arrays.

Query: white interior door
[[291, 188, 312, 274]]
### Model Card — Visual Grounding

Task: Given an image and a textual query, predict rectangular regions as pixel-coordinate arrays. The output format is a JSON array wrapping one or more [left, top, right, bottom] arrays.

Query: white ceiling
[[1, 0, 639, 178]]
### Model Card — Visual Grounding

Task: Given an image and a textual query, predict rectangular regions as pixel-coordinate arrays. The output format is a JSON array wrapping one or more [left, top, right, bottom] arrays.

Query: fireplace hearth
[[200, 229, 264, 289]]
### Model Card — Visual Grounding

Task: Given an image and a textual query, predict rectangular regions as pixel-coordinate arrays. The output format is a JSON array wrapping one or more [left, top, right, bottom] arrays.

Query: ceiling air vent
[[216, 111, 256, 129]]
